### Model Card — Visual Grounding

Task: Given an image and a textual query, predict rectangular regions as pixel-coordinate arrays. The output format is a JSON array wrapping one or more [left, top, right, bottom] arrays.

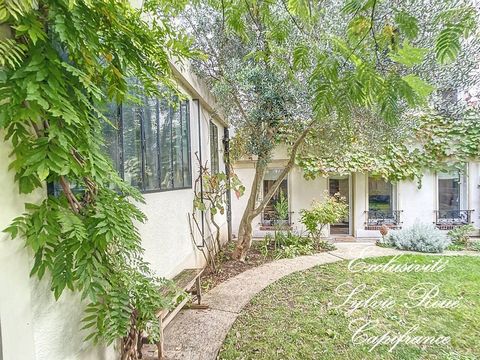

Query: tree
[[0, 0, 195, 358], [184, 0, 478, 260], [192, 153, 244, 270]]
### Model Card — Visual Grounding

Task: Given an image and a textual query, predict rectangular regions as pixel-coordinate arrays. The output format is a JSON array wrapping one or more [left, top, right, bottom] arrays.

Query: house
[[0, 63, 228, 360], [231, 145, 480, 239]]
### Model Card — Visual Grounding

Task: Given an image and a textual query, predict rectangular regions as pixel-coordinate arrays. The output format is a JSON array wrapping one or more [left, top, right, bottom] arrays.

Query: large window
[[437, 170, 470, 226], [262, 169, 289, 225], [368, 177, 394, 212], [103, 95, 191, 192], [438, 171, 466, 212], [209, 120, 219, 174]]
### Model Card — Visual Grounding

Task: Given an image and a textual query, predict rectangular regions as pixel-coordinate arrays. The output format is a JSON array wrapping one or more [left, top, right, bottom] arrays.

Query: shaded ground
[[220, 255, 480, 360], [201, 242, 274, 293]]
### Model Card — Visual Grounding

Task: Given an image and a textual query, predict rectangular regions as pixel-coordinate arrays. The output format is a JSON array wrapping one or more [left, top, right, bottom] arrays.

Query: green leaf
[[341, 0, 362, 15], [287, 0, 310, 18], [36, 162, 50, 181], [389, 41, 428, 67], [435, 24, 463, 64], [402, 74, 436, 98], [394, 10, 419, 39], [293, 44, 309, 70]]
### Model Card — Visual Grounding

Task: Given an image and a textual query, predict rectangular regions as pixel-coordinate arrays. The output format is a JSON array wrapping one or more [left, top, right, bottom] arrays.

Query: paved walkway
[[145, 243, 479, 360]]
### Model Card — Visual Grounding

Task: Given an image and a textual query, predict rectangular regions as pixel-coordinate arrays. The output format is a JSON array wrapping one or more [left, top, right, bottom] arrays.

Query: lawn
[[220, 255, 480, 360]]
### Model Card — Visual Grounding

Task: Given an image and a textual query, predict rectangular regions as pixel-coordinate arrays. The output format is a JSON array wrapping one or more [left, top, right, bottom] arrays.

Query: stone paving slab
[[146, 243, 479, 360], [204, 252, 339, 313]]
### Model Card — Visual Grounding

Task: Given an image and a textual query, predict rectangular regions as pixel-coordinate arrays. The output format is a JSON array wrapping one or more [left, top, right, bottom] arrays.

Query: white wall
[[0, 134, 117, 360], [231, 165, 256, 237], [353, 173, 367, 237], [230, 163, 327, 237], [0, 93, 227, 360], [289, 166, 327, 234], [140, 101, 228, 278], [233, 152, 480, 239], [468, 162, 480, 229], [398, 173, 436, 228]]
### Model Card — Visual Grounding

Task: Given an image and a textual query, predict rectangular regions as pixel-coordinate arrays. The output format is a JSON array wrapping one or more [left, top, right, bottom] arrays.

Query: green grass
[[220, 256, 480, 360]]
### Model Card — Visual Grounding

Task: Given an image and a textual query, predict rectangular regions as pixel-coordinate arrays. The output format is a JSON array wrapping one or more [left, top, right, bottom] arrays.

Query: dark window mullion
[[156, 98, 161, 190], [118, 103, 125, 180], [180, 102, 185, 188], [169, 105, 174, 188], [139, 99, 146, 192], [186, 102, 192, 185]]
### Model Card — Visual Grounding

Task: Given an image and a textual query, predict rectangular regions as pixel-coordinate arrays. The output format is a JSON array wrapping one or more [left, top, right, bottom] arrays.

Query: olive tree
[[184, 0, 477, 260]]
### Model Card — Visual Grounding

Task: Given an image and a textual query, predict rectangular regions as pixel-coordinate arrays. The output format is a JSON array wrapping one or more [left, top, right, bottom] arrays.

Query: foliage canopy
[[0, 0, 195, 355]]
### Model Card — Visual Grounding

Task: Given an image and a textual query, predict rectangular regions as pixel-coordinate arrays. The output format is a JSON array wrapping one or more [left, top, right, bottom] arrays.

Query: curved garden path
[[145, 243, 479, 360]]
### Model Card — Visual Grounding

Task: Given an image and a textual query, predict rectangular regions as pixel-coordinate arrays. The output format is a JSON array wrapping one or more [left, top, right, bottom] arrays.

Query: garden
[[2, 0, 480, 360], [220, 255, 480, 360]]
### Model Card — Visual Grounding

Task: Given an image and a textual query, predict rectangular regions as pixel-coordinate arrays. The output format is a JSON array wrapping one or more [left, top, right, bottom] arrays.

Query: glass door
[[328, 175, 351, 235]]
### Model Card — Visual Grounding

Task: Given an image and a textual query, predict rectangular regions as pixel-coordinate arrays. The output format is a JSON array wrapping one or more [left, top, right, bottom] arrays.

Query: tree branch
[[251, 119, 316, 218]]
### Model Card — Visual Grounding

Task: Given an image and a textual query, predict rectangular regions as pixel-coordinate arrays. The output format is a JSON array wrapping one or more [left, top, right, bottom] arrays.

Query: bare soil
[[201, 241, 273, 292]]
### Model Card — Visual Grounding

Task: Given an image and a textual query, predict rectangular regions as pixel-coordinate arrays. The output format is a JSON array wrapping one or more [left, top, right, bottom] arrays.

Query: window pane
[[263, 169, 288, 222], [172, 104, 184, 188], [122, 101, 143, 189], [438, 171, 461, 211], [182, 101, 192, 187], [210, 121, 219, 174], [159, 99, 173, 190], [143, 97, 160, 191], [101, 102, 121, 174], [368, 177, 393, 212]]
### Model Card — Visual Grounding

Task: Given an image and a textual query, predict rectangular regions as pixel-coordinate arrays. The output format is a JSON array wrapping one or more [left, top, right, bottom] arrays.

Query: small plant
[[385, 223, 451, 253], [259, 230, 336, 260], [300, 192, 349, 240], [192, 154, 245, 271], [260, 234, 274, 258], [447, 224, 475, 246], [317, 239, 336, 251], [273, 190, 289, 226], [470, 241, 480, 252], [447, 243, 466, 251]]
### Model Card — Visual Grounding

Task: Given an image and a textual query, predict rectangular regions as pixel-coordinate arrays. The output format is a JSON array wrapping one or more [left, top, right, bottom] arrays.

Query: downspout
[[194, 99, 206, 247], [223, 127, 233, 242]]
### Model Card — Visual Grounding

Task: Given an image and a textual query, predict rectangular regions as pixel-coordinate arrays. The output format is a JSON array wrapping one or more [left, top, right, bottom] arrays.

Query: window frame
[[261, 169, 290, 225], [105, 97, 192, 194], [367, 176, 396, 213], [436, 169, 467, 212], [209, 120, 219, 174]]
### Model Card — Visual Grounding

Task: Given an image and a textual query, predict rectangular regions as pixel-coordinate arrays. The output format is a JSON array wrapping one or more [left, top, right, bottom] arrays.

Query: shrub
[[273, 190, 289, 225], [260, 231, 336, 259], [447, 224, 475, 246], [447, 243, 466, 251], [470, 241, 480, 252], [385, 223, 451, 253], [300, 192, 349, 239]]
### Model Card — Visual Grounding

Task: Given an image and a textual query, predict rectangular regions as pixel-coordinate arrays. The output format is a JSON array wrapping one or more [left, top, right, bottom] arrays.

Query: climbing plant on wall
[[0, 0, 195, 358], [297, 110, 480, 184], [185, 0, 478, 260]]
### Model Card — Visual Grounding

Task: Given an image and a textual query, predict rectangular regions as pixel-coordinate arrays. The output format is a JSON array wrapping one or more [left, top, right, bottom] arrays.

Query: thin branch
[[251, 119, 317, 218], [342, 0, 378, 67]]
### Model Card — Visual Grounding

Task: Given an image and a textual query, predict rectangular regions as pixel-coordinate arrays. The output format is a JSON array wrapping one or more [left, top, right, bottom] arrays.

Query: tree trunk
[[210, 212, 222, 252], [232, 159, 266, 261], [232, 122, 315, 260]]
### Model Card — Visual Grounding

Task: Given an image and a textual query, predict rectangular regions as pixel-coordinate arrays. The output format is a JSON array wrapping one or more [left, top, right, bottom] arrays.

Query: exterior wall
[[289, 166, 327, 235], [0, 134, 118, 360], [140, 100, 228, 278], [0, 80, 226, 358], [232, 148, 480, 240], [231, 161, 327, 238]]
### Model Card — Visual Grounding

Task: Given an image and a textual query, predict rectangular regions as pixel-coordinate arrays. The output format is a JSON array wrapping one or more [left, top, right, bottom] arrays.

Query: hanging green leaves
[[0, 0, 195, 357]]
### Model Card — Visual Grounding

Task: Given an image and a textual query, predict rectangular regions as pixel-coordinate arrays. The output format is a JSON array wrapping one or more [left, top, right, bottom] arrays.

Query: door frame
[[328, 174, 353, 236]]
